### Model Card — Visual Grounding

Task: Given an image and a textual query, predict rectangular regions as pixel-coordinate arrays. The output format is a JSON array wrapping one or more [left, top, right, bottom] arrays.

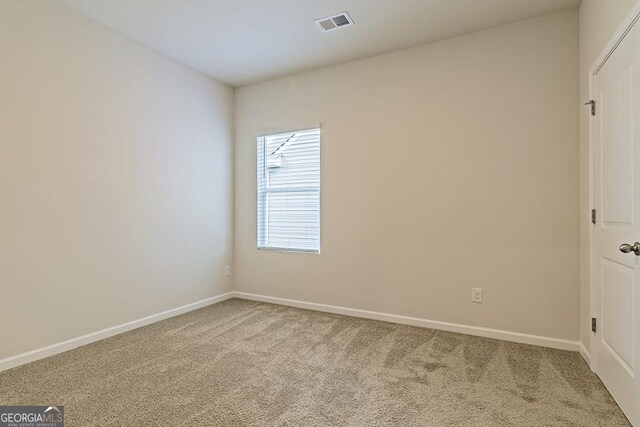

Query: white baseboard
[[233, 292, 579, 352], [578, 342, 592, 368], [0, 292, 235, 373], [1, 290, 580, 373]]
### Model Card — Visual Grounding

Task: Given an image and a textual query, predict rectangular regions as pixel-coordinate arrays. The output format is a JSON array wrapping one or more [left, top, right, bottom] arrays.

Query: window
[[257, 127, 320, 253]]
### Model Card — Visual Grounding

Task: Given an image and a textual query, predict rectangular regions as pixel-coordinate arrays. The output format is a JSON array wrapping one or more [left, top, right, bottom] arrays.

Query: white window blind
[[257, 128, 320, 253]]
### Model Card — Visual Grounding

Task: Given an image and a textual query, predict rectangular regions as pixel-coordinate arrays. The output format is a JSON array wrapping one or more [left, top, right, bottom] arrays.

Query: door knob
[[619, 242, 640, 256]]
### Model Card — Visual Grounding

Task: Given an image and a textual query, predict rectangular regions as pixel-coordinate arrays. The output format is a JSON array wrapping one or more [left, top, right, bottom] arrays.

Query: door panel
[[602, 64, 633, 224], [601, 259, 633, 372], [593, 12, 640, 426]]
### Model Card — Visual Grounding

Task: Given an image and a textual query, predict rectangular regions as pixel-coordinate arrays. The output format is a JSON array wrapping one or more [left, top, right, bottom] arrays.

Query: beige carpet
[[0, 299, 630, 426]]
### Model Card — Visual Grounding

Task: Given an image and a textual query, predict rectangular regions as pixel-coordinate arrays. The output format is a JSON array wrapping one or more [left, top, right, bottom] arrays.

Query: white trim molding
[[0, 292, 235, 373], [233, 292, 579, 352], [578, 342, 592, 369], [1, 290, 581, 374]]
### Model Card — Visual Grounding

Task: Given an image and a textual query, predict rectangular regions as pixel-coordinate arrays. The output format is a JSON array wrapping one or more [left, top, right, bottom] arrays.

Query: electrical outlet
[[472, 288, 483, 303], [224, 265, 231, 277]]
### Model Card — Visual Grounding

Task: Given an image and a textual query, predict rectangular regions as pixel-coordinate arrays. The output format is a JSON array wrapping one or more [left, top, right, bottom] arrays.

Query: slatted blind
[[257, 128, 320, 253]]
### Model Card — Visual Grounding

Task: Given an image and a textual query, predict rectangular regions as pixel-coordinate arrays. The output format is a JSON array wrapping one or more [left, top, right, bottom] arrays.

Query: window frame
[[256, 125, 321, 254]]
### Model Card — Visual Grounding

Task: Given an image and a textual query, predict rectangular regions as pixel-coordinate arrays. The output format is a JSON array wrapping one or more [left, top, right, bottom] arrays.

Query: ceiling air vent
[[315, 12, 354, 32]]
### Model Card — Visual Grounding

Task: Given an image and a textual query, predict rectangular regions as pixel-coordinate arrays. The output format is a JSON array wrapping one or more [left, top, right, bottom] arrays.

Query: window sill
[[257, 246, 320, 254]]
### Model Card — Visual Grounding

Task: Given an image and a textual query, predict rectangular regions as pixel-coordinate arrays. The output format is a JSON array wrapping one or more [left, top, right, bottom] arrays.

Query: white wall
[[0, 1, 233, 360], [578, 0, 638, 356], [235, 11, 579, 341]]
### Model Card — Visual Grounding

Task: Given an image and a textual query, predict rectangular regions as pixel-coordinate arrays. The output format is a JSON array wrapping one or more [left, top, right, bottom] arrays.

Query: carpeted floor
[[0, 298, 630, 426]]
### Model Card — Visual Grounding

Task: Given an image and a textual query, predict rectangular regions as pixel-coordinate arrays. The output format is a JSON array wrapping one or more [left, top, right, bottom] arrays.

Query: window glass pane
[[257, 128, 320, 252]]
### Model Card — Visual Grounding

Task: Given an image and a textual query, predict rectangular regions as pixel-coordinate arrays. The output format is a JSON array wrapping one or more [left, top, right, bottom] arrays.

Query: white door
[[592, 13, 640, 426]]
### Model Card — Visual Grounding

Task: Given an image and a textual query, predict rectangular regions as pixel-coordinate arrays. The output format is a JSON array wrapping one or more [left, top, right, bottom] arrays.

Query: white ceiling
[[58, 0, 581, 87]]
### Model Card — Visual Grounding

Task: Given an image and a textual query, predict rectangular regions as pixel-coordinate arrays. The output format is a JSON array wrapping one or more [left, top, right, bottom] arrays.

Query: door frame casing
[[588, 0, 640, 371]]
